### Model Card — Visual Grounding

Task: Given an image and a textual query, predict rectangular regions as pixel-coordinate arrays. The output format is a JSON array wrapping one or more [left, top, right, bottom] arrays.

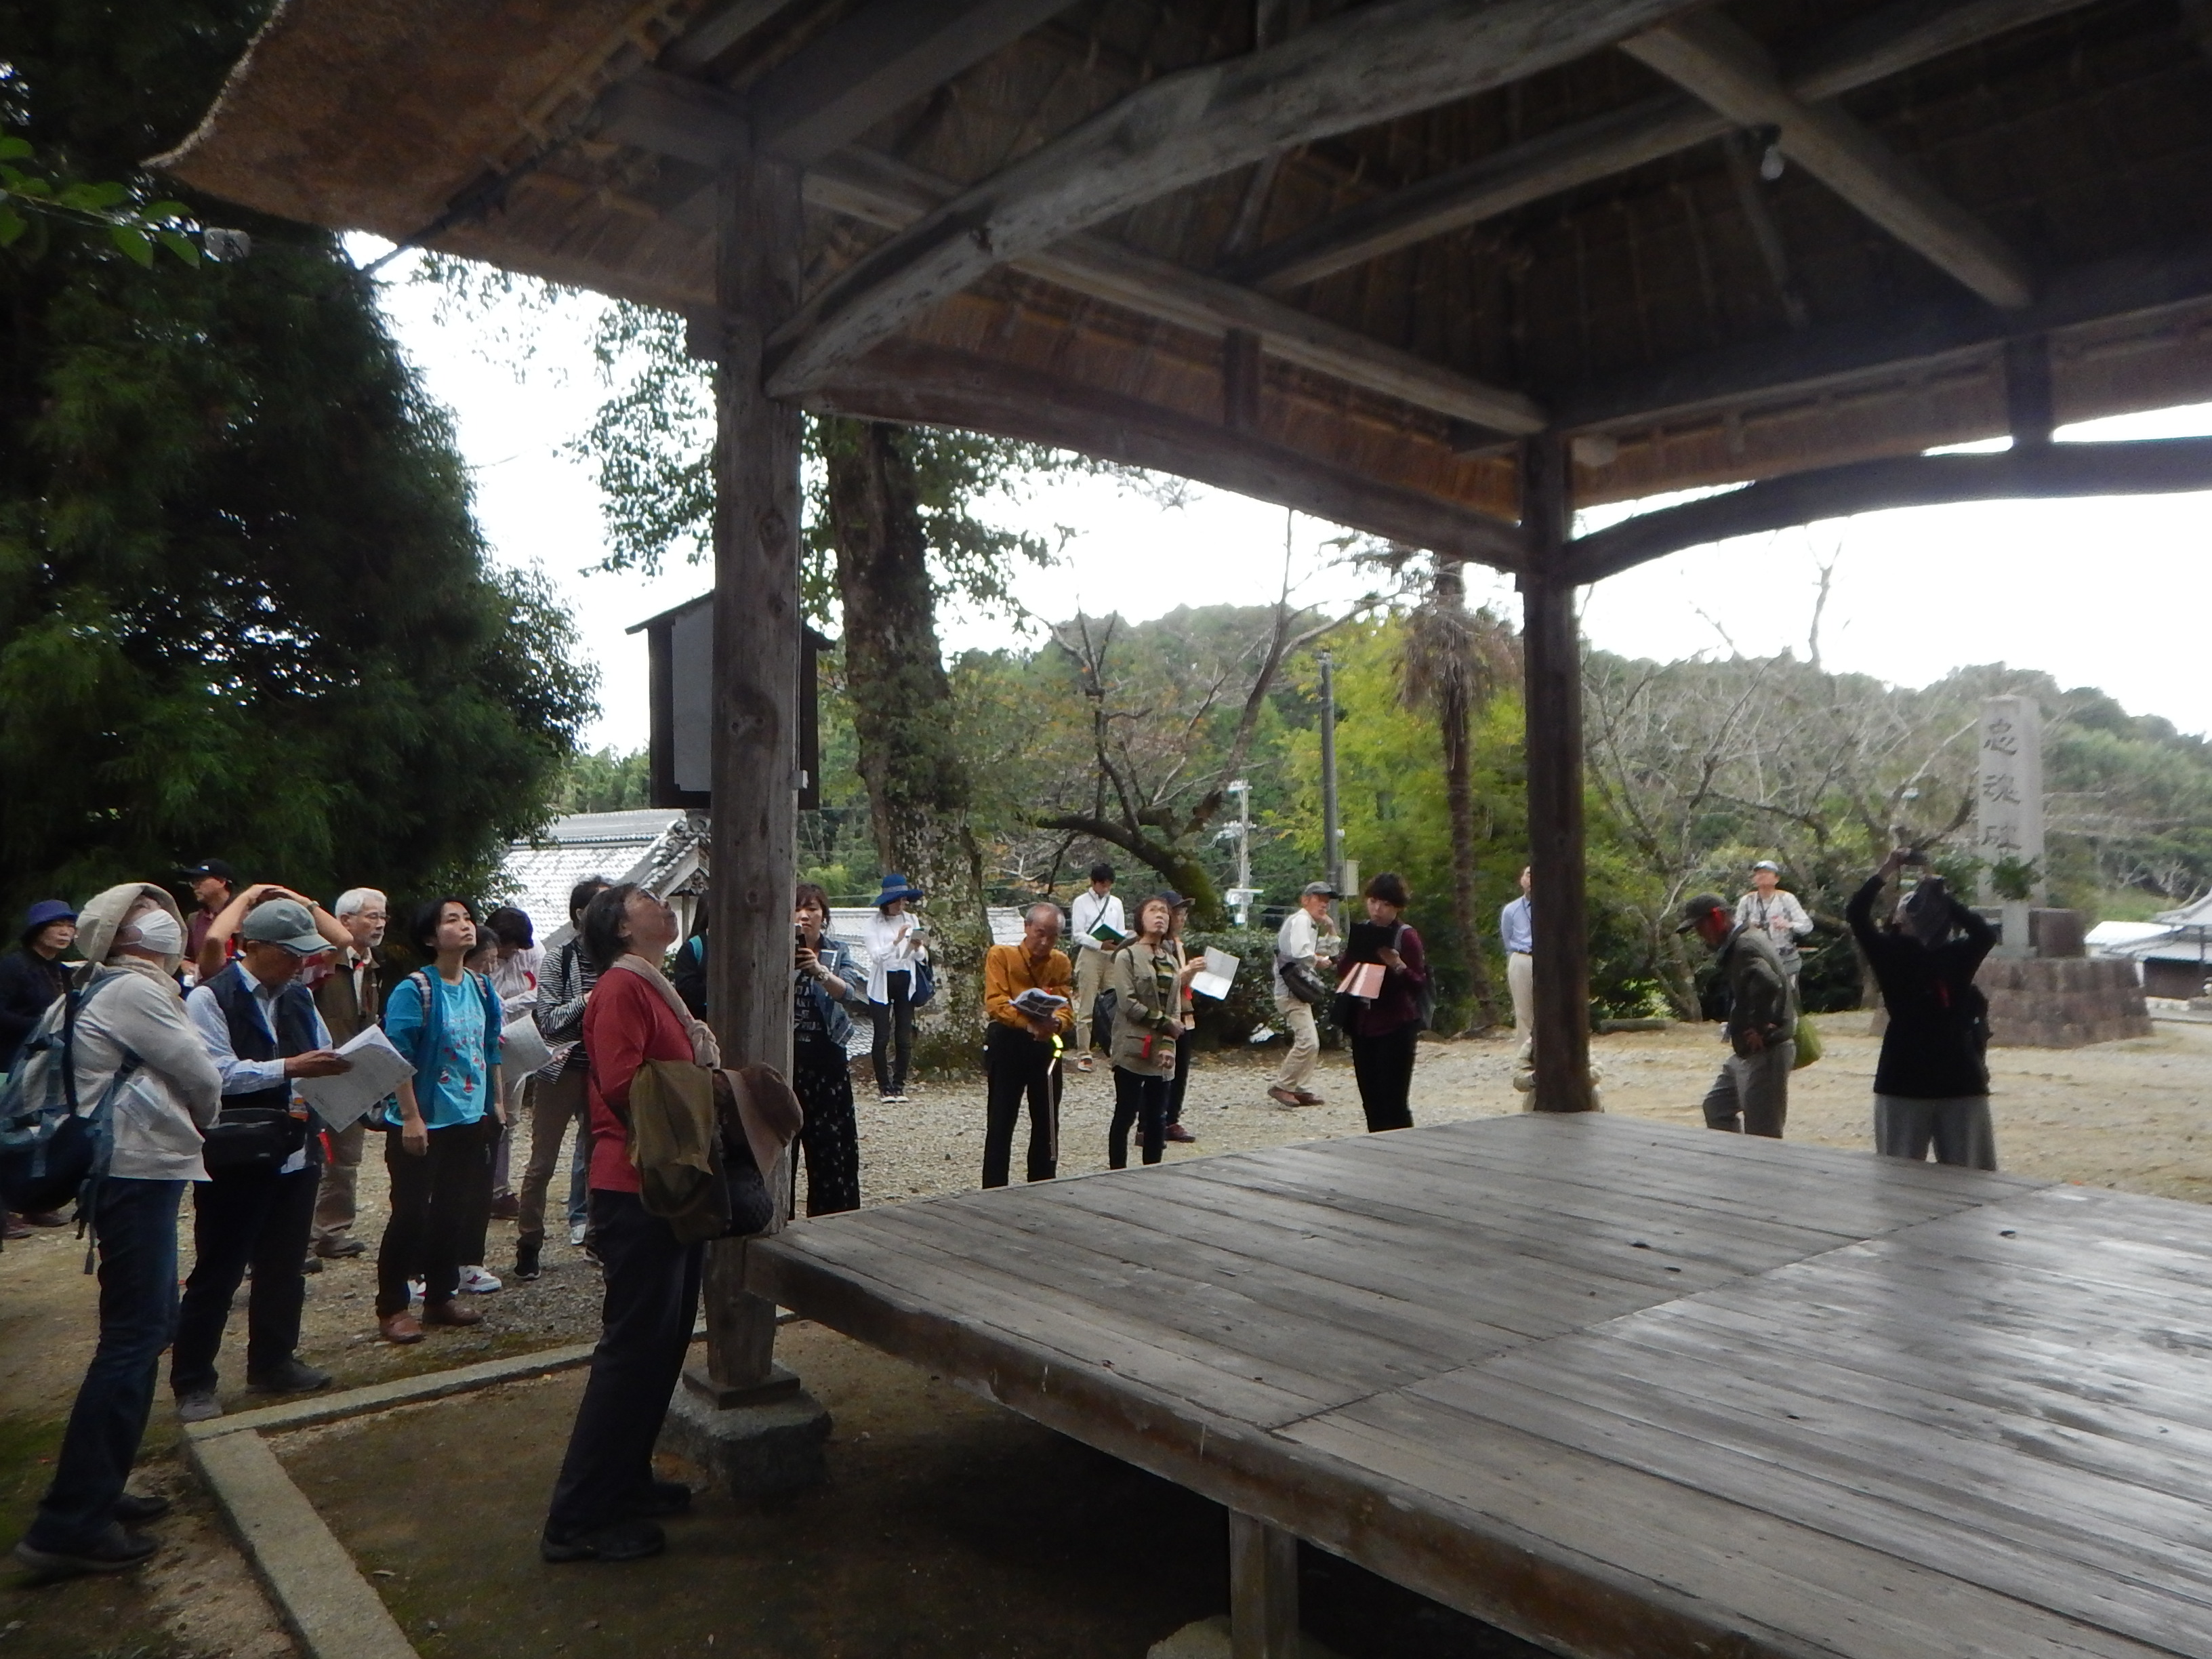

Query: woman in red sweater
[[541, 882, 720, 1563]]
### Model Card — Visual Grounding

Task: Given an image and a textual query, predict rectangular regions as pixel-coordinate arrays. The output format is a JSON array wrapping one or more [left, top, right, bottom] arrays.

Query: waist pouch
[[201, 1107, 309, 1175]]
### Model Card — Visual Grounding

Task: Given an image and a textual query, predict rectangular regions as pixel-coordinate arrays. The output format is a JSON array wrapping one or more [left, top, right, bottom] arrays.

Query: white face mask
[[125, 909, 184, 955]]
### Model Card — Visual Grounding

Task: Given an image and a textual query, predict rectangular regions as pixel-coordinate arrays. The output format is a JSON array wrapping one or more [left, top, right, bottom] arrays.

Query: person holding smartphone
[[792, 884, 865, 1214]]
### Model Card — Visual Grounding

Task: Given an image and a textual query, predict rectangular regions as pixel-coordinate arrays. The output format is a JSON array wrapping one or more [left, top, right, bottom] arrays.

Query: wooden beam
[[2004, 333, 2053, 447], [1518, 434, 1595, 1115], [1236, 0, 2094, 293], [1565, 438, 2212, 582], [1620, 12, 2033, 309], [1224, 327, 1264, 431], [745, 0, 1078, 165], [1555, 241, 2212, 432], [811, 337, 1530, 571], [705, 141, 804, 1393], [1228, 1512, 1300, 1659], [763, 0, 1713, 395], [661, 0, 803, 74]]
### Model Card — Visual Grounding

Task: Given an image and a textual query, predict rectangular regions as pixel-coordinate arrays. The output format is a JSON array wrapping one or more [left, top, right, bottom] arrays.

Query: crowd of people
[[3, 842, 2004, 1576]]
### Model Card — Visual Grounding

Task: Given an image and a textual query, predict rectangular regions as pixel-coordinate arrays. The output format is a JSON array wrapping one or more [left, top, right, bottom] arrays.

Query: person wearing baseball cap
[[1267, 881, 1340, 1107], [1678, 891, 1795, 1139], [180, 859, 237, 979], [172, 897, 352, 1422], [1734, 859, 1814, 991]]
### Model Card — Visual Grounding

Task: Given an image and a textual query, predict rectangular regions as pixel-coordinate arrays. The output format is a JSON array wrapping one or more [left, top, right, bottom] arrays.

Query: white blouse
[[862, 909, 927, 1004]]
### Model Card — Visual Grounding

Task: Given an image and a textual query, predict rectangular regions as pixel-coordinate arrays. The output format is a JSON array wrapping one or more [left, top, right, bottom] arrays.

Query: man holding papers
[[981, 903, 1074, 1187], [176, 898, 351, 1421], [1067, 863, 1124, 1071]]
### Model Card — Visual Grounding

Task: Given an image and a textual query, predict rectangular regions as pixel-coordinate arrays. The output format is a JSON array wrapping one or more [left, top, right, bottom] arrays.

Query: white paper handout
[[500, 1014, 552, 1078], [294, 1023, 416, 1132], [1189, 947, 1240, 1001]]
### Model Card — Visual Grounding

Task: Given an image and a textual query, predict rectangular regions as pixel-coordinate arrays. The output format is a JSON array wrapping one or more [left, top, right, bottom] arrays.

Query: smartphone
[[1902, 848, 1930, 867]]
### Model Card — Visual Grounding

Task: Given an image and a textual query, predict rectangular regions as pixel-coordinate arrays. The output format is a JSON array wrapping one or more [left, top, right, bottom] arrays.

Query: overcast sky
[[359, 246, 2212, 752]]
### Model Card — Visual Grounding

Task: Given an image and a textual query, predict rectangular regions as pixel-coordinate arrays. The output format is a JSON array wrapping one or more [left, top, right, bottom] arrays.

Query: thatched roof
[[161, 0, 2212, 561]]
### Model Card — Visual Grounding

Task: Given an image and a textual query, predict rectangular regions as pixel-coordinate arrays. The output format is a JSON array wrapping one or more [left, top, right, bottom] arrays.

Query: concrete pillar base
[[659, 1378, 831, 1499]]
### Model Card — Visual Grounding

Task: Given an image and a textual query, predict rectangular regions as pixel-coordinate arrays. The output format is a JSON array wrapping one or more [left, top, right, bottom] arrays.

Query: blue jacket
[[802, 936, 867, 1048]]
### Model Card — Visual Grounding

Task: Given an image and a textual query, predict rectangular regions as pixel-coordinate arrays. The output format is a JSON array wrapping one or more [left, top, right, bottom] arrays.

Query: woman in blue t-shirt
[[374, 896, 504, 1344]]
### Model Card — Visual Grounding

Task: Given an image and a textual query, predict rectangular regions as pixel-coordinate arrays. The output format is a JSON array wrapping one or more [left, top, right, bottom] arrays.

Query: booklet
[[1336, 962, 1387, 1000], [293, 1023, 416, 1132], [1189, 947, 1240, 1001], [1010, 988, 1069, 1017], [1088, 920, 1128, 945], [501, 1014, 552, 1078]]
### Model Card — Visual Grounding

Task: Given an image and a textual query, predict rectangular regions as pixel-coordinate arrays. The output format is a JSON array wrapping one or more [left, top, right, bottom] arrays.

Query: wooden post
[[2005, 333, 2053, 449], [1518, 433, 1595, 1113], [1228, 1511, 1299, 1659], [705, 142, 804, 1393]]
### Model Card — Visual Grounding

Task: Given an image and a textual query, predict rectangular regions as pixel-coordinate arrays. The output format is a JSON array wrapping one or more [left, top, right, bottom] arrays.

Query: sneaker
[[513, 1240, 542, 1282], [878, 1093, 898, 1105], [408, 1277, 425, 1300], [112, 1493, 171, 1525], [1267, 1085, 1303, 1108], [458, 1265, 503, 1294], [174, 1390, 223, 1425], [379, 1311, 424, 1345], [567, 1223, 588, 1248], [540, 1518, 665, 1564], [1163, 1123, 1196, 1144], [12, 1524, 158, 1578], [424, 1298, 484, 1327], [489, 1193, 520, 1221], [247, 1358, 332, 1395], [314, 1235, 367, 1260], [302, 1254, 323, 1275]]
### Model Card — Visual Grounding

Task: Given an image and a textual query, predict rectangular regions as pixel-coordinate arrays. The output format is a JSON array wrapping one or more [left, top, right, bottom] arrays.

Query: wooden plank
[[813, 338, 1530, 571], [1286, 1393, 2169, 1659], [745, 0, 1078, 165], [1229, 1511, 1301, 1659], [1620, 12, 2032, 309], [1411, 1356, 2212, 1650], [1235, 0, 2097, 291], [1565, 438, 2212, 581], [764, 0, 1714, 394]]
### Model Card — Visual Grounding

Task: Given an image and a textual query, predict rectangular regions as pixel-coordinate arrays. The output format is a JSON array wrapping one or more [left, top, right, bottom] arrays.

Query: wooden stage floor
[[744, 1113, 2212, 1659]]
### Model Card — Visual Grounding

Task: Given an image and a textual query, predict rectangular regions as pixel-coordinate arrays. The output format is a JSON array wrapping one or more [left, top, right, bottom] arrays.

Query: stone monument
[[1968, 695, 2150, 1046]]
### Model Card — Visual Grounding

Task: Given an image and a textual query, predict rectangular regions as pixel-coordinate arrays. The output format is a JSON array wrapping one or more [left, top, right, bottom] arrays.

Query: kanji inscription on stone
[[1976, 695, 2043, 897]]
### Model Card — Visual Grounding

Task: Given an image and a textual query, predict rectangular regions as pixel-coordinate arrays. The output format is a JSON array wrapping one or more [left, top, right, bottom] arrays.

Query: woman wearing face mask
[[9, 885, 223, 1580]]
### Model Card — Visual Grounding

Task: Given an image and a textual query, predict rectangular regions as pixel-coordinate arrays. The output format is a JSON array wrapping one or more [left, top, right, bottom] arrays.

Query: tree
[[0, 4, 595, 919], [554, 747, 651, 815]]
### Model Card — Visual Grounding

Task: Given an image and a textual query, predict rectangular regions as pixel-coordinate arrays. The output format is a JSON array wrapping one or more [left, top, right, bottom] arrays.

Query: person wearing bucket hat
[[1679, 892, 1795, 1139], [9, 884, 222, 1580], [862, 875, 927, 1103], [171, 898, 350, 1421], [1734, 860, 1814, 990]]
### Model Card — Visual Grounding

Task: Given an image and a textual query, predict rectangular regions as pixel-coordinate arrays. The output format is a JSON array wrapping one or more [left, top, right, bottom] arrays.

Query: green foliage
[[554, 747, 651, 814], [1987, 854, 2041, 903], [0, 2, 595, 921], [0, 130, 200, 266]]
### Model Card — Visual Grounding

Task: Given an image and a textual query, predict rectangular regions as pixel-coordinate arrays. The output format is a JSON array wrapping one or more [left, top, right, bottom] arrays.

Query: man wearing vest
[[173, 899, 350, 1422]]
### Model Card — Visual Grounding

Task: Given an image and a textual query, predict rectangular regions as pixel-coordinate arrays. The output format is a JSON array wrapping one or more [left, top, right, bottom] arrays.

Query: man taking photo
[[1679, 892, 1795, 1139]]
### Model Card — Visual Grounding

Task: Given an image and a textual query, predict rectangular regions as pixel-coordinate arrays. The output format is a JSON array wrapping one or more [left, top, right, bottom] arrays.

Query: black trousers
[[871, 970, 914, 1096], [1109, 1066, 1170, 1168], [792, 1035, 860, 1215], [982, 1023, 1060, 1187], [377, 1118, 495, 1317], [545, 1190, 703, 1536], [1350, 1024, 1419, 1132], [171, 1160, 319, 1395], [1166, 1031, 1194, 1126]]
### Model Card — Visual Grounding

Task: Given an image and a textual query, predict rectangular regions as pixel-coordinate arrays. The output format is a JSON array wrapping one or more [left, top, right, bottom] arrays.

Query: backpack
[[0, 969, 142, 1250], [377, 968, 501, 1127]]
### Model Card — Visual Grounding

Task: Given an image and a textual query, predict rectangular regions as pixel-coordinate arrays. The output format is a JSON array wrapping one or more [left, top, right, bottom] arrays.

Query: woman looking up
[[541, 882, 718, 1564], [1105, 895, 1203, 1168], [862, 875, 926, 1103], [792, 884, 865, 1214], [1341, 872, 1429, 1133], [376, 898, 505, 1343]]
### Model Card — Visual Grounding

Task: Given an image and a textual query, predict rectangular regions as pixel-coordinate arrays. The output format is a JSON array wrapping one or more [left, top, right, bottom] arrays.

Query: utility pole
[[1318, 647, 1340, 898]]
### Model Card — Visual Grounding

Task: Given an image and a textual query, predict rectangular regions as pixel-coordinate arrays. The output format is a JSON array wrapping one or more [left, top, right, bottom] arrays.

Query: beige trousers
[[1273, 993, 1320, 1091], [1507, 950, 1535, 1059], [1073, 946, 1110, 1052], [310, 1120, 368, 1246]]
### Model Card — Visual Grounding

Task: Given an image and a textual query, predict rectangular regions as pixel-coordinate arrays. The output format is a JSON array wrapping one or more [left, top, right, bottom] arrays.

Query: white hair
[[334, 887, 388, 917]]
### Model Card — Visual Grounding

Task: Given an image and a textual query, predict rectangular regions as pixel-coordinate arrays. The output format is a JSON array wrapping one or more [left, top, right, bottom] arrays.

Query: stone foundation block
[[659, 1378, 832, 1499]]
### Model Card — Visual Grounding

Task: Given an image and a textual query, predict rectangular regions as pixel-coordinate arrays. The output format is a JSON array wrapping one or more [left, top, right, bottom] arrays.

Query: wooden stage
[[744, 1113, 2212, 1659]]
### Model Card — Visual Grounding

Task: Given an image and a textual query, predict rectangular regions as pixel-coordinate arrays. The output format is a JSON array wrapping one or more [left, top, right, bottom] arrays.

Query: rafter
[[812, 340, 1530, 572], [1235, 0, 2095, 293], [1620, 11, 2032, 309], [1565, 439, 2212, 581], [760, 0, 1711, 396]]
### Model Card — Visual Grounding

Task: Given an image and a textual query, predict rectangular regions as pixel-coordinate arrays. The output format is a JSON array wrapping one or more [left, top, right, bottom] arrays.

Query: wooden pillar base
[[1228, 1510, 1299, 1659]]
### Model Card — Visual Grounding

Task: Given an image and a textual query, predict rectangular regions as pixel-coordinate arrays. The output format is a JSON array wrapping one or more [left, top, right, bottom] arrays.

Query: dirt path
[[5, 1015, 2208, 1655]]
